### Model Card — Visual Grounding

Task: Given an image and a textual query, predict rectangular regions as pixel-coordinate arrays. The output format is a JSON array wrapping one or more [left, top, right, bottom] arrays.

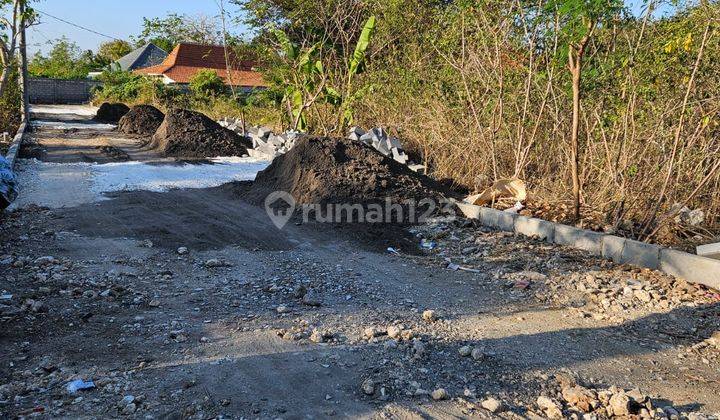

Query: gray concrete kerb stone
[[451, 201, 719, 292], [514, 216, 555, 242], [553, 224, 604, 255], [659, 248, 720, 291], [5, 121, 27, 169], [480, 207, 518, 232], [620, 239, 661, 270], [602, 235, 626, 263]]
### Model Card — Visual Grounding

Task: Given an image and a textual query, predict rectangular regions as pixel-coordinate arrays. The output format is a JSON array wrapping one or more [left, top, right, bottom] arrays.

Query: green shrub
[[189, 69, 226, 98]]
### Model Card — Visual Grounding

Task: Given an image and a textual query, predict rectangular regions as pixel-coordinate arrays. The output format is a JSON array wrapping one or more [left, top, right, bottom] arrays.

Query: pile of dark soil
[[117, 105, 164, 136], [93, 103, 130, 124], [146, 108, 251, 158], [251, 136, 455, 209]]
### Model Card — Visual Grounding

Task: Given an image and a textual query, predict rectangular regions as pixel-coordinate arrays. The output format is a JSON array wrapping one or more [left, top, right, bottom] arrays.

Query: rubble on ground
[[1, 155, 18, 209], [146, 109, 252, 158], [466, 178, 527, 206], [410, 217, 719, 322], [347, 127, 414, 168], [217, 118, 424, 171], [245, 126, 300, 159], [217, 118, 301, 160], [93, 103, 130, 124], [117, 105, 165, 137]]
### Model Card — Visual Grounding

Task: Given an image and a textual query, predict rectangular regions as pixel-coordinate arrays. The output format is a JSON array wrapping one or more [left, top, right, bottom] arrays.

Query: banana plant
[[339, 15, 377, 129], [270, 15, 377, 132], [272, 29, 326, 131]]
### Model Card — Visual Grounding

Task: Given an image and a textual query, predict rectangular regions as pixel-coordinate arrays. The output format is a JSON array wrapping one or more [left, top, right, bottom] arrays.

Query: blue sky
[[28, 0, 251, 55], [27, 0, 679, 56]]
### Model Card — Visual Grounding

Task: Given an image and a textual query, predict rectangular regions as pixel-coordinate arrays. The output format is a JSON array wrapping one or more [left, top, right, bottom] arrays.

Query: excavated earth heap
[[93, 102, 130, 124], [146, 108, 252, 158], [251, 136, 454, 207], [117, 105, 165, 137]]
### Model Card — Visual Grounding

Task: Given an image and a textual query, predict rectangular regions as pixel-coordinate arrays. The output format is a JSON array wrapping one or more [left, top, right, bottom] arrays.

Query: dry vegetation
[[241, 0, 720, 246]]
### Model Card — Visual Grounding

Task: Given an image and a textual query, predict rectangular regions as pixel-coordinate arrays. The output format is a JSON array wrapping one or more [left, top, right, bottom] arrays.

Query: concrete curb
[[455, 201, 720, 291], [5, 121, 27, 169]]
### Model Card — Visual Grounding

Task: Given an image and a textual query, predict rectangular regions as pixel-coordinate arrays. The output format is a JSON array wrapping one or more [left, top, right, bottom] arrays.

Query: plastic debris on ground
[[66, 379, 95, 394], [465, 178, 527, 207], [0, 155, 19, 209]]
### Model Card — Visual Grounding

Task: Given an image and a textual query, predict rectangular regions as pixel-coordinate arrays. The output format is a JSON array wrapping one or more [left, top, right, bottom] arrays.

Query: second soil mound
[[252, 136, 453, 206], [94, 102, 130, 124], [146, 108, 252, 158], [118, 105, 165, 136]]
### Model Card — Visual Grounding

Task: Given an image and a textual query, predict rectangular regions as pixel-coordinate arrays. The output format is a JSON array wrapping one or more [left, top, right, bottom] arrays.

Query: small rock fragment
[[422, 310, 438, 322], [362, 379, 375, 395], [431, 388, 449, 401], [481, 397, 504, 413]]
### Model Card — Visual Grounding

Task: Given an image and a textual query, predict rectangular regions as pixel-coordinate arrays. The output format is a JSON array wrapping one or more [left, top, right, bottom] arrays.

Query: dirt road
[[1, 106, 719, 419]]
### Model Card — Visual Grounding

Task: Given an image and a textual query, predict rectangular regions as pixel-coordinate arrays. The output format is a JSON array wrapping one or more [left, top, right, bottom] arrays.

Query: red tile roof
[[134, 43, 266, 87]]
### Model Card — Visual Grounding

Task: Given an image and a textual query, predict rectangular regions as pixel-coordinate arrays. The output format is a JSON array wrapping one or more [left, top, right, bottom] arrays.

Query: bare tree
[[16, 0, 27, 121], [0, 0, 22, 97]]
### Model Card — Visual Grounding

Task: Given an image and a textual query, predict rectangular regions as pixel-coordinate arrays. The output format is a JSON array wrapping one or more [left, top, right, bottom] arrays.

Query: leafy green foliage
[[28, 37, 101, 79], [94, 70, 165, 103], [133, 13, 223, 50], [349, 15, 376, 75], [189, 69, 227, 97], [97, 40, 133, 64]]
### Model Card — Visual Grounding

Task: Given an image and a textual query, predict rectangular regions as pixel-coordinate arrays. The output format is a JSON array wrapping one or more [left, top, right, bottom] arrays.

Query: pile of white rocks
[[217, 117, 300, 159], [245, 126, 301, 159], [218, 118, 427, 172], [348, 127, 425, 173]]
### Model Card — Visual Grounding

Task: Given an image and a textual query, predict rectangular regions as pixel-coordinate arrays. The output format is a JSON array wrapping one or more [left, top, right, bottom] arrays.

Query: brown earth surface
[[253, 136, 455, 205], [94, 103, 130, 124], [118, 105, 165, 137], [1, 106, 719, 419], [146, 108, 251, 158]]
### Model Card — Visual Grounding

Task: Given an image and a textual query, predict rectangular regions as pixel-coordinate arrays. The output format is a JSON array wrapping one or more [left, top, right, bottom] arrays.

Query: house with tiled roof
[[133, 43, 266, 91], [111, 43, 168, 72]]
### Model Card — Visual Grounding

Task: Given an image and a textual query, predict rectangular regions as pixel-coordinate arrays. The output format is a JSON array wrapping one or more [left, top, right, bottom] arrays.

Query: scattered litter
[[672, 204, 705, 226], [0, 156, 19, 209], [466, 178, 527, 206], [66, 379, 95, 394], [387, 247, 400, 255], [504, 201, 524, 214], [1, 294, 12, 300], [420, 239, 437, 250], [447, 262, 460, 271]]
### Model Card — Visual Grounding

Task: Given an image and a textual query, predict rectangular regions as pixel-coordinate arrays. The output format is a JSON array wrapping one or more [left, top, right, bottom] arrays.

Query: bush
[[93, 70, 166, 105], [189, 69, 226, 97], [0, 67, 21, 150]]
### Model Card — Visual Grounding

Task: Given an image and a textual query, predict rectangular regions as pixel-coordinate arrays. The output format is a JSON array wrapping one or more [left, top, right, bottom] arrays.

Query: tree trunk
[[570, 58, 582, 221], [17, 0, 29, 122], [0, 65, 10, 99]]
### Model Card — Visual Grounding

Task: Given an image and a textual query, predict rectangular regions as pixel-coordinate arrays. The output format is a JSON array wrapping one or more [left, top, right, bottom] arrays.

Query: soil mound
[[252, 136, 454, 206], [117, 105, 164, 136], [94, 102, 130, 124], [147, 108, 252, 158]]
